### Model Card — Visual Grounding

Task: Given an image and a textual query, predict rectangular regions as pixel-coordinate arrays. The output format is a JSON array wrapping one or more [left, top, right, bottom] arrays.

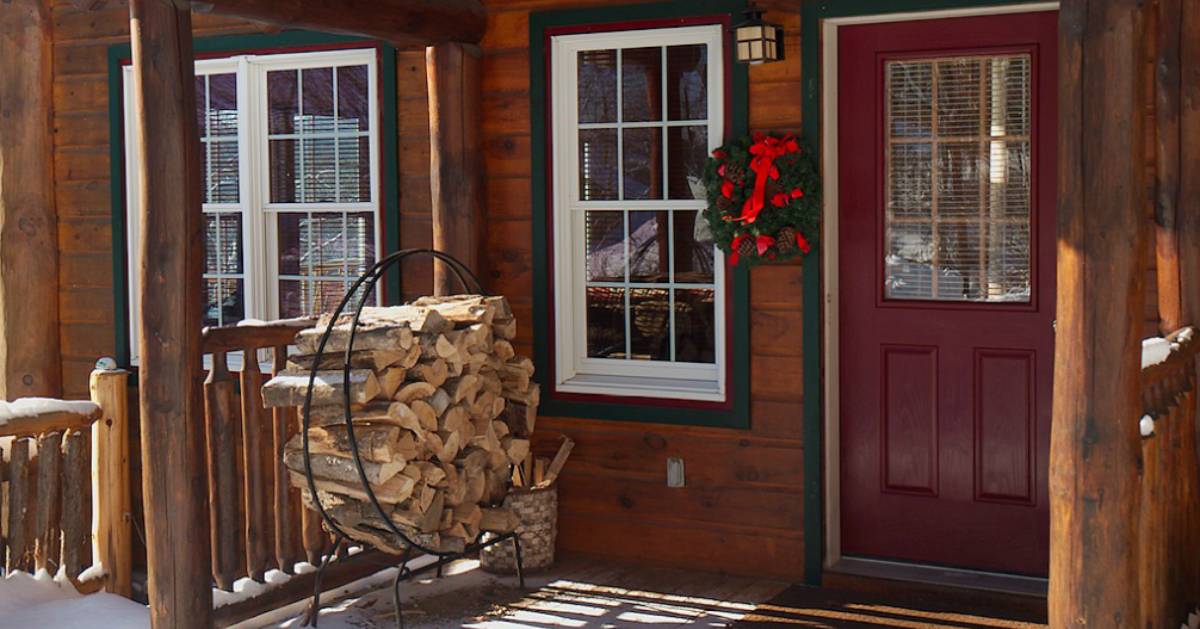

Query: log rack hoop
[[296, 248, 524, 628]]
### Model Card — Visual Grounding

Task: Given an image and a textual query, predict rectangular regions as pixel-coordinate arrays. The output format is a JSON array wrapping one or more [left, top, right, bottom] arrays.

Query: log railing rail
[[0, 368, 133, 597]]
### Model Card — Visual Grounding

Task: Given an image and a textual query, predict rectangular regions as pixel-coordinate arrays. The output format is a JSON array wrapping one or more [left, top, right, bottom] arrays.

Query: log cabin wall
[[52, 0, 800, 581]]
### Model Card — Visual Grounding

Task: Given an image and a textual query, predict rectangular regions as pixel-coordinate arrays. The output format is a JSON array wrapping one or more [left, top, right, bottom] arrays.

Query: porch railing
[[1137, 326, 1200, 626], [199, 321, 403, 627], [0, 369, 133, 597]]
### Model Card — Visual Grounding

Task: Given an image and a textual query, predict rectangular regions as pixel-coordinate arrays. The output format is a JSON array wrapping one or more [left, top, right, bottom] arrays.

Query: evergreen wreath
[[702, 132, 820, 265]]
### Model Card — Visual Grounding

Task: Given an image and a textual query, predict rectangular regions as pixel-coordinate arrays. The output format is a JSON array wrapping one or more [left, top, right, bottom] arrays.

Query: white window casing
[[550, 25, 727, 402]]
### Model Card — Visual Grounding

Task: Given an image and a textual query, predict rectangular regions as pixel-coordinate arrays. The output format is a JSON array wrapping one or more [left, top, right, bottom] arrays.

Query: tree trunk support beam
[[427, 43, 485, 295], [129, 0, 213, 626], [1050, 0, 1148, 626]]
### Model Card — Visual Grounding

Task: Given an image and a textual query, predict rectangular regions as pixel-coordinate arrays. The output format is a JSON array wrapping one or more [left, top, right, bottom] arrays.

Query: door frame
[[808, 0, 1058, 587]]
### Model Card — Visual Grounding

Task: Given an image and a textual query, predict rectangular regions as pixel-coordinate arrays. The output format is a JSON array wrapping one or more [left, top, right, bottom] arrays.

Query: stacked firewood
[[261, 295, 540, 554]]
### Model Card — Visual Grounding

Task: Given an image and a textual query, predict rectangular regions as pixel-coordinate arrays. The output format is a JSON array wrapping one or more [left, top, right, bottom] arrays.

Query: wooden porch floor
[[231, 556, 1048, 628]]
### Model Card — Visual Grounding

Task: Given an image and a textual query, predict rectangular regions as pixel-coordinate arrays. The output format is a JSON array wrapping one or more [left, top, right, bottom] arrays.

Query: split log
[[289, 348, 413, 372], [283, 449, 406, 487], [34, 431, 62, 573], [60, 429, 91, 580], [262, 369, 381, 408], [395, 381, 437, 404], [300, 425, 412, 464], [6, 437, 34, 572]]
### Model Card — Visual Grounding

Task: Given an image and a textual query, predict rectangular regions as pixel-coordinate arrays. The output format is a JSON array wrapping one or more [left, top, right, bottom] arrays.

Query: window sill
[[556, 372, 725, 403]]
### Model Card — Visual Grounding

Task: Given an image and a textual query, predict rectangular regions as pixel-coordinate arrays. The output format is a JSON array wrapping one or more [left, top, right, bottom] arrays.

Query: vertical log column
[[1050, 0, 1148, 626], [1152, 0, 1200, 622], [0, 0, 61, 399], [128, 1, 213, 626], [427, 43, 485, 295]]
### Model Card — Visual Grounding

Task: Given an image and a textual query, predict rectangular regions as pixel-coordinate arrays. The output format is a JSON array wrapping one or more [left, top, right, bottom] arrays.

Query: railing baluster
[[272, 344, 297, 573], [0, 440, 7, 567], [241, 350, 268, 582], [205, 350, 241, 590], [6, 437, 34, 572], [34, 431, 62, 573], [61, 428, 91, 581]]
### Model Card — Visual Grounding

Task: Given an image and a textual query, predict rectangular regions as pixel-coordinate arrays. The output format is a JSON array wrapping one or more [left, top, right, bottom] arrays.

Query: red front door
[[838, 11, 1057, 576]]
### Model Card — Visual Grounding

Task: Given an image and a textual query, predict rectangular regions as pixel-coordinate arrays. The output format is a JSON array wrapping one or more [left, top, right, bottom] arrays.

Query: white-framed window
[[550, 25, 726, 402], [123, 48, 381, 363]]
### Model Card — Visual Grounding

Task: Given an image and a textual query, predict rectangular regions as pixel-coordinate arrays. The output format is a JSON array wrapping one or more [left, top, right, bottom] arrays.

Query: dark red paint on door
[[838, 11, 1057, 576]]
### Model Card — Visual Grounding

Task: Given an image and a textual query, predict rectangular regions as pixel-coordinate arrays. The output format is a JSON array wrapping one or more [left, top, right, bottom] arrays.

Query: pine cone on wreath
[[776, 227, 797, 254], [736, 235, 758, 261]]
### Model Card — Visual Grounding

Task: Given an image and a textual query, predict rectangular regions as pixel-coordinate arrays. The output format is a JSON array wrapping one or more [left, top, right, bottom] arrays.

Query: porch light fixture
[[734, 4, 783, 65]]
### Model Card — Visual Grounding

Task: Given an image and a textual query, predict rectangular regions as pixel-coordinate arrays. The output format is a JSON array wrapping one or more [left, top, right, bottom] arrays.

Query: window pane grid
[[578, 45, 709, 203], [884, 54, 1032, 303], [584, 208, 715, 364], [269, 64, 372, 205]]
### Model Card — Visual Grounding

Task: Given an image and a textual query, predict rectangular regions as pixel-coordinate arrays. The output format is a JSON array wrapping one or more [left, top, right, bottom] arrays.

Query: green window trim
[[529, 0, 751, 429], [800, 0, 1052, 585], [107, 30, 400, 368]]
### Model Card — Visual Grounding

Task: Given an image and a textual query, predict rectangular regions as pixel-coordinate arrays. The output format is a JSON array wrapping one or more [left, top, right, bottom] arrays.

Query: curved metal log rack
[[298, 249, 525, 628]]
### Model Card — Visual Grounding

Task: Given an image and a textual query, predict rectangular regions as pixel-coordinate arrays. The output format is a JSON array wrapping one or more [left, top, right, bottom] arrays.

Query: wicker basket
[[479, 484, 557, 574]]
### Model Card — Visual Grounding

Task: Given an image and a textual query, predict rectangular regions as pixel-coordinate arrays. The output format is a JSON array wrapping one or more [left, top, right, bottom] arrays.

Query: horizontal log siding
[[477, 0, 804, 579]]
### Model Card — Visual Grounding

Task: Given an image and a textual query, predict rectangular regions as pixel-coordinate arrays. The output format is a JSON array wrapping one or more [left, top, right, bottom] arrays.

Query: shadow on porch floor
[[235, 556, 1048, 628], [236, 554, 788, 628]]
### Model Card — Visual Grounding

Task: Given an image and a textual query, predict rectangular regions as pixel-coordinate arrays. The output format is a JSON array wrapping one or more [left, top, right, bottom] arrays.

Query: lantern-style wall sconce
[[734, 4, 783, 64]]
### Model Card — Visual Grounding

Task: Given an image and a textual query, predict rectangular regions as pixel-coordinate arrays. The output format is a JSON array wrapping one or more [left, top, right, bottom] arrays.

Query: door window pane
[[884, 54, 1032, 303]]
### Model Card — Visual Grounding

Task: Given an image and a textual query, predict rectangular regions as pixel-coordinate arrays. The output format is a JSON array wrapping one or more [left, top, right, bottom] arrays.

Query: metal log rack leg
[[296, 249, 527, 629]]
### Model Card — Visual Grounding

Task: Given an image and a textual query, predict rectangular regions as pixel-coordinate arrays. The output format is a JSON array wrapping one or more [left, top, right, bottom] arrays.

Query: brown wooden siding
[[52, 0, 804, 580]]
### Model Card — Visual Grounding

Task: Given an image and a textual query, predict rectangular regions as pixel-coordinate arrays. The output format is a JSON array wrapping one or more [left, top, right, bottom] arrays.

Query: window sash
[[550, 25, 727, 401], [122, 49, 381, 365]]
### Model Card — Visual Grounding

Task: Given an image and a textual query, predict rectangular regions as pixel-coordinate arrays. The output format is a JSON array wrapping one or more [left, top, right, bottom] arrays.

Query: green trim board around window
[[107, 30, 401, 367], [529, 0, 751, 429], [799, 0, 1056, 586]]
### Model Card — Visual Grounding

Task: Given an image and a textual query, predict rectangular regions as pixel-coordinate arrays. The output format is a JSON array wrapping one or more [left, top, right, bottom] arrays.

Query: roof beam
[[181, 0, 486, 46]]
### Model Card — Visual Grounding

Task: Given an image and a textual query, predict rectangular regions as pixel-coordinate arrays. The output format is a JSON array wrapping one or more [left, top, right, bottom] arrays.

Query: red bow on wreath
[[731, 133, 801, 224]]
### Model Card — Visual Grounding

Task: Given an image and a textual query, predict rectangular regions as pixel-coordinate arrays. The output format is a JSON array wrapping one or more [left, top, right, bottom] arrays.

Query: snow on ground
[[0, 569, 148, 629]]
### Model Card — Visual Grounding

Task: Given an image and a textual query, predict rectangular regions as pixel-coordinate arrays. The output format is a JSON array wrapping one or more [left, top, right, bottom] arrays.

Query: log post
[[427, 43, 485, 295], [90, 368, 133, 597], [128, 0, 212, 625], [1050, 0, 1148, 626], [0, 0, 61, 399]]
